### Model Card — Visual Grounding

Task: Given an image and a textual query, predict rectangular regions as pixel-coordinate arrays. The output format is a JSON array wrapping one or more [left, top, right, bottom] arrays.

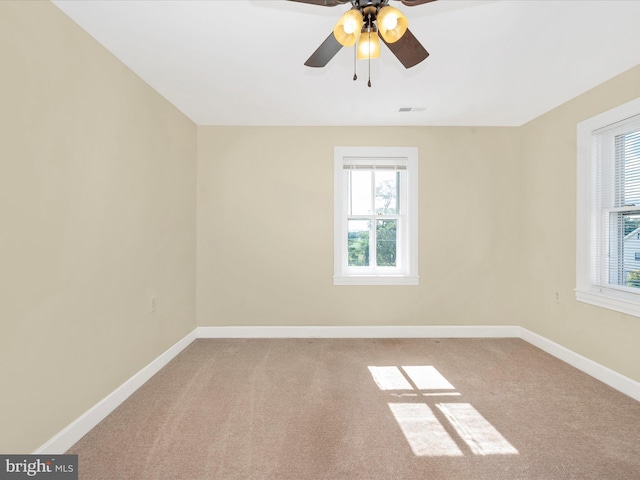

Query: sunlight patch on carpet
[[368, 366, 413, 390], [388, 403, 464, 457], [402, 366, 456, 390], [436, 403, 519, 455], [370, 365, 519, 457]]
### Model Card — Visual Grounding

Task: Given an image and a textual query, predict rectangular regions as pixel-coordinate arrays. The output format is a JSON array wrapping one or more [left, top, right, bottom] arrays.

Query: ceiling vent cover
[[399, 107, 427, 112]]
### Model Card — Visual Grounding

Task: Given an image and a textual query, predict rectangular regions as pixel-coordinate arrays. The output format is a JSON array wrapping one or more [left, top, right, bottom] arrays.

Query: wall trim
[[35, 324, 640, 454], [34, 330, 197, 454], [519, 327, 640, 402], [196, 325, 522, 338]]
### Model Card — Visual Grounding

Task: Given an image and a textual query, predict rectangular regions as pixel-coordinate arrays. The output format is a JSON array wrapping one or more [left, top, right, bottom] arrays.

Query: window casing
[[334, 147, 418, 285], [577, 96, 640, 316]]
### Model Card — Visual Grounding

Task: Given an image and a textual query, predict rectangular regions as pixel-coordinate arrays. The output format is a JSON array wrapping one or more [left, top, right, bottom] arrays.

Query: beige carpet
[[68, 338, 640, 479]]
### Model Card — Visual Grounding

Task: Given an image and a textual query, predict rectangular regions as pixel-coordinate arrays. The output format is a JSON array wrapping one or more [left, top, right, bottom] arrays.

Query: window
[[577, 96, 640, 316], [334, 147, 418, 285]]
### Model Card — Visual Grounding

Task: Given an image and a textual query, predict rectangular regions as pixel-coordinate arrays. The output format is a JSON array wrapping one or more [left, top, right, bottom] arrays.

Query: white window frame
[[334, 146, 419, 286], [576, 96, 640, 316]]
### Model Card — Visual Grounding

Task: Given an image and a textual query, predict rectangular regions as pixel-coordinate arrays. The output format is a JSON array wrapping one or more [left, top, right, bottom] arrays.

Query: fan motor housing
[[354, 0, 389, 6]]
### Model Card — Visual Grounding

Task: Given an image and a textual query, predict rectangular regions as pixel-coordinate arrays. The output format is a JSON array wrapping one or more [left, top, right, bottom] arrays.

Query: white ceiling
[[51, 0, 640, 127]]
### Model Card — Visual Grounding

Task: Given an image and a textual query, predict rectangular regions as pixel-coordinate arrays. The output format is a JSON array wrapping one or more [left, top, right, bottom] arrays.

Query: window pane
[[376, 219, 397, 267], [349, 170, 372, 215], [608, 211, 640, 288], [348, 219, 370, 267], [375, 170, 398, 214], [615, 129, 640, 207]]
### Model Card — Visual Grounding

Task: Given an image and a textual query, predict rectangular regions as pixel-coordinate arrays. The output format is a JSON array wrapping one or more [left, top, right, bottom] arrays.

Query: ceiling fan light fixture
[[357, 26, 380, 60], [377, 5, 408, 44], [333, 8, 364, 47]]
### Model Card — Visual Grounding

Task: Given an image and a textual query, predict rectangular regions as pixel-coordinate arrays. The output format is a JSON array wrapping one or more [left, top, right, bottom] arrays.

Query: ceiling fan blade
[[399, 0, 438, 5], [287, 0, 347, 6], [379, 28, 429, 68], [304, 33, 343, 67]]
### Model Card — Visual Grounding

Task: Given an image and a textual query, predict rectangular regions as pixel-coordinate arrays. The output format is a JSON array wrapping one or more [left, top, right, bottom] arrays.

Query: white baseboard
[[196, 325, 522, 338], [34, 330, 197, 454], [519, 327, 640, 402], [35, 324, 640, 454]]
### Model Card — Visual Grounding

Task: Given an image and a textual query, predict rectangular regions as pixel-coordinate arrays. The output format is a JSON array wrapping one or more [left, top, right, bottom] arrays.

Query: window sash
[[343, 167, 406, 274], [346, 216, 402, 271], [594, 117, 640, 293]]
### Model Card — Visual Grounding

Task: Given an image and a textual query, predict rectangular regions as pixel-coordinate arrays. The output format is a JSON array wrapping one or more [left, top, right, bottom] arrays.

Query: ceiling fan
[[289, 0, 437, 70]]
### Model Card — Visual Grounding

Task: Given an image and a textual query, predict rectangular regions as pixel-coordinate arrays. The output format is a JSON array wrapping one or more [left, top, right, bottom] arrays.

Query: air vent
[[399, 107, 427, 112]]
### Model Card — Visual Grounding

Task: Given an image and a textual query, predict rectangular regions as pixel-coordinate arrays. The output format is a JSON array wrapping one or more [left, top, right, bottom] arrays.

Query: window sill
[[333, 275, 419, 286], [575, 287, 640, 318]]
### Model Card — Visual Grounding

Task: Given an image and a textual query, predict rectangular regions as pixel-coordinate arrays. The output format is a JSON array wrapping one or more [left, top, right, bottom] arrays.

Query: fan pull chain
[[365, 16, 373, 88], [368, 30, 372, 87], [353, 45, 357, 81]]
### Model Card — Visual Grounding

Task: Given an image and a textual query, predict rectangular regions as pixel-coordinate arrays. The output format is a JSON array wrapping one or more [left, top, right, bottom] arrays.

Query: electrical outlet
[[554, 292, 560, 303], [150, 295, 157, 313]]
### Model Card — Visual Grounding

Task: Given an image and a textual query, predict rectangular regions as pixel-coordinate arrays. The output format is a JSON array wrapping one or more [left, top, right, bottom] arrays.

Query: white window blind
[[343, 157, 408, 169]]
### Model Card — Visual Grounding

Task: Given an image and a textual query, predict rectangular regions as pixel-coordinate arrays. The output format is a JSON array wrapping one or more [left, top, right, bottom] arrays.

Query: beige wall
[[0, 2, 196, 453], [519, 65, 640, 383], [197, 126, 521, 327]]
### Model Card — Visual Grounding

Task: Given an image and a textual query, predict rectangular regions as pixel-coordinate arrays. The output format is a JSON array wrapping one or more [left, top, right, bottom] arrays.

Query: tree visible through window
[[347, 170, 399, 268]]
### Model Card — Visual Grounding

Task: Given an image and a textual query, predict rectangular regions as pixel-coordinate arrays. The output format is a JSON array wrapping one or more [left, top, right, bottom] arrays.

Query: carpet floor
[[68, 338, 640, 479]]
